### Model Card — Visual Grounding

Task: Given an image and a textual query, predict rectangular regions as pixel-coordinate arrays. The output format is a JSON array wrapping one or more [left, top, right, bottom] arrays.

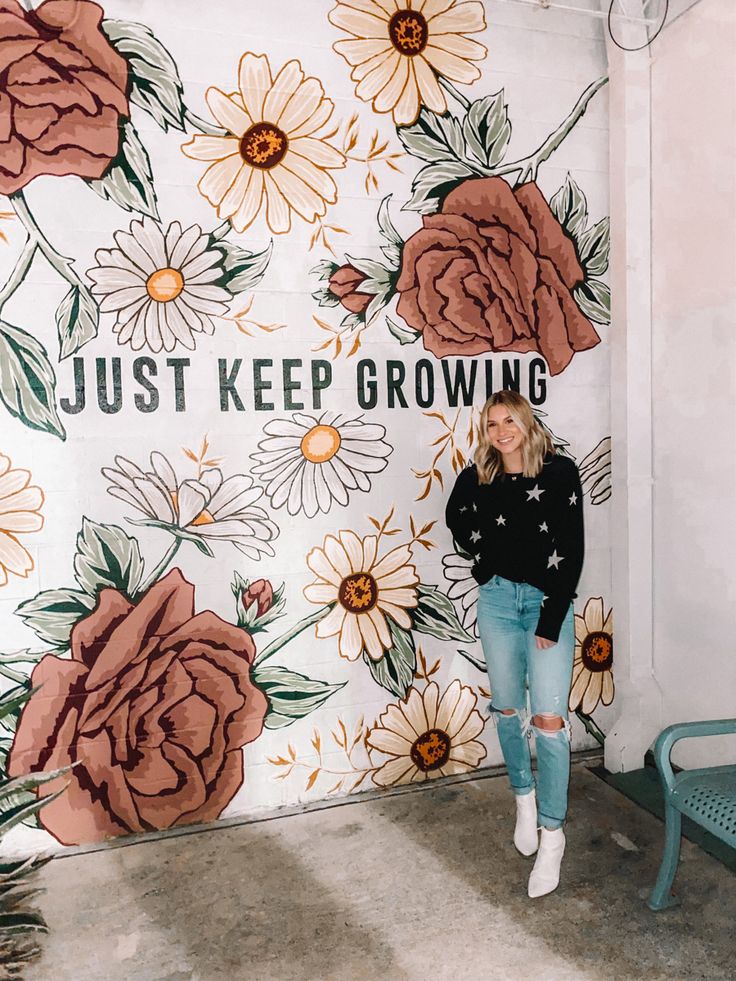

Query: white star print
[[496, 514, 506, 526], [539, 522, 549, 533], [547, 550, 564, 570], [472, 503, 477, 513], [569, 492, 578, 505], [474, 553, 481, 563], [527, 484, 545, 502], [470, 530, 482, 543], [541, 595, 548, 607], [459, 506, 468, 514]]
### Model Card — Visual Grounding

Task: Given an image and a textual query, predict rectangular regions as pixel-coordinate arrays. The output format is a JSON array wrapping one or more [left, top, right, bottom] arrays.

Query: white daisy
[[442, 550, 478, 638], [103, 453, 278, 560], [250, 412, 393, 518], [88, 218, 231, 353], [367, 680, 486, 786]]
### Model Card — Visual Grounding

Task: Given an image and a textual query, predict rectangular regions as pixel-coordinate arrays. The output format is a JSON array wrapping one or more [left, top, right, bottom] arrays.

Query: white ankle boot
[[513, 791, 538, 856], [528, 827, 565, 898]]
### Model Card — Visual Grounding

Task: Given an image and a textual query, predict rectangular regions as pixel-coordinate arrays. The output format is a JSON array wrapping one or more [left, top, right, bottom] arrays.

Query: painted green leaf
[[398, 108, 468, 164], [574, 279, 610, 326], [103, 19, 185, 132], [218, 240, 273, 295], [549, 174, 588, 242], [377, 195, 403, 247], [310, 259, 339, 281], [89, 120, 159, 220], [126, 517, 215, 556], [578, 216, 610, 278], [0, 687, 33, 726], [0, 320, 65, 440], [55, 283, 99, 360], [404, 160, 475, 215], [385, 315, 419, 346], [412, 583, 474, 643], [463, 91, 511, 167], [15, 589, 94, 648], [73, 518, 144, 599], [365, 622, 416, 698], [253, 664, 345, 730], [312, 287, 341, 307]]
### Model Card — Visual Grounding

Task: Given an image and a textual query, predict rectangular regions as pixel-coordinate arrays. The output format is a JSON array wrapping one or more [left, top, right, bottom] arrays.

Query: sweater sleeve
[[535, 458, 585, 643], [445, 466, 479, 557]]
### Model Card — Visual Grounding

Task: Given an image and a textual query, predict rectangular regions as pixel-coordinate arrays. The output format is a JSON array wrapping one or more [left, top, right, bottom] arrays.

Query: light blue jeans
[[477, 575, 575, 830]]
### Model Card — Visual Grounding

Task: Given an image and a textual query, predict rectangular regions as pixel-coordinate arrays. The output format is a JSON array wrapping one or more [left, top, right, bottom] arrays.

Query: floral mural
[[0, 0, 614, 851]]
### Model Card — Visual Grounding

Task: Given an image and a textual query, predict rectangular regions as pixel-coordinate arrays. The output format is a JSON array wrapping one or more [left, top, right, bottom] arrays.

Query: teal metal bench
[[648, 719, 736, 911]]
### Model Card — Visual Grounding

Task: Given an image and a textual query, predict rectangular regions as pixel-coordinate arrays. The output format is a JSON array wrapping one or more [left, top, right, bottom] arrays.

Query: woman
[[445, 390, 584, 898]]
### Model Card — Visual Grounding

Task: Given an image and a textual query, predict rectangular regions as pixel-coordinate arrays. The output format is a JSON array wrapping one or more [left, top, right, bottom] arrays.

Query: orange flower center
[[146, 267, 184, 302], [581, 631, 613, 672], [170, 491, 215, 526], [338, 572, 377, 613], [411, 728, 451, 771], [240, 122, 288, 169], [389, 10, 429, 55], [300, 425, 341, 463]]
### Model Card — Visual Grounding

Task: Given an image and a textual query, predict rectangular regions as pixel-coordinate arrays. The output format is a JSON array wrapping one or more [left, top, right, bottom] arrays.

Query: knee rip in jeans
[[532, 713, 571, 740], [489, 704, 532, 737]]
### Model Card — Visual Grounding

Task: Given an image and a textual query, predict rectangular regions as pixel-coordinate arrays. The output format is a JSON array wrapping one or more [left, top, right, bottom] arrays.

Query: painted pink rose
[[329, 264, 372, 315], [0, 0, 129, 195], [395, 177, 601, 375], [8, 569, 267, 846]]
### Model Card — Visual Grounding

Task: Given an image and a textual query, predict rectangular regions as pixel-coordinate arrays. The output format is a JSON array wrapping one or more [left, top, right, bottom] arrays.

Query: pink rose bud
[[328, 264, 372, 315], [242, 579, 273, 618]]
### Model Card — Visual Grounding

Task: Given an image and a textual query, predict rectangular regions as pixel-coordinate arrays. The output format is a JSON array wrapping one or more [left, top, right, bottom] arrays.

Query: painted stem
[[254, 605, 333, 667], [575, 709, 606, 747], [438, 77, 471, 112], [0, 238, 37, 313], [10, 191, 89, 299], [491, 75, 609, 183], [183, 107, 228, 138], [137, 538, 182, 595]]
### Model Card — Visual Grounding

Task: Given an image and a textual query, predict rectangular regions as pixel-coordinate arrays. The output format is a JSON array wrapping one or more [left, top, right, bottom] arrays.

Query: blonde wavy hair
[[474, 390, 554, 484]]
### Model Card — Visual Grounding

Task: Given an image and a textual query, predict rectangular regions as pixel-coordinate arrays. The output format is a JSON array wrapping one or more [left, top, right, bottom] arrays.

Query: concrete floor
[[27, 762, 735, 981]]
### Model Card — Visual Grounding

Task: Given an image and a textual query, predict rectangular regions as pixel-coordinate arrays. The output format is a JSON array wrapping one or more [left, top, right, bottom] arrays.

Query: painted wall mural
[[0, 0, 614, 851]]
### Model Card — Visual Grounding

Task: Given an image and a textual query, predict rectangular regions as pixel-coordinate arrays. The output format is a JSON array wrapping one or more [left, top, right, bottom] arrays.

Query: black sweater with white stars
[[445, 453, 584, 643]]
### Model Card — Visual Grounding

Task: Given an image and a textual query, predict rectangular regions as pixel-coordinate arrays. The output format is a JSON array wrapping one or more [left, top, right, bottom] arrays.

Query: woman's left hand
[[535, 636, 556, 650]]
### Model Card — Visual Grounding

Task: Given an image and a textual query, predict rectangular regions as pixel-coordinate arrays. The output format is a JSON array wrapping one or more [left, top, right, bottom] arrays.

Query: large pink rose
[[8, 569, 268, 846], [396, 177, 601, 375], [0, 0, 129, 195]]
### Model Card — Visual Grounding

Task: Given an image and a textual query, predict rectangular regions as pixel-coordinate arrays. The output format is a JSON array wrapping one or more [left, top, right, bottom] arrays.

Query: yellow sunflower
[[367, 680, 486, 785], [569, 597, 614, 715], [329, 0, 487, 125], [182, 54, 345, 234], [0, 454, 44, 588], [304, 530, 419, 661]]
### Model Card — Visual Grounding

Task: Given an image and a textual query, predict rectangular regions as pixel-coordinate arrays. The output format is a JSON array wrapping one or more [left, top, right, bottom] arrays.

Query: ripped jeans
[[477, 575, 574, 830]]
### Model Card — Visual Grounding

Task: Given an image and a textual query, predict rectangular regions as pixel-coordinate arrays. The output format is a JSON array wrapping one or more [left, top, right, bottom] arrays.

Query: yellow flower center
[[389, 10, 429, 56], [581, 631, 613, 672], [170, 491, 215, 526], [240, 122, 288, 169], [411, 728, 451, 771], [146, 268, 184, 302], [300, 425, 341, 463], [338, 572, 377, 613]]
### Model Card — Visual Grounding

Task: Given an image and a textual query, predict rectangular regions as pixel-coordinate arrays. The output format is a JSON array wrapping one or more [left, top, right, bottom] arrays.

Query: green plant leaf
[[0, 768, 69, 812], [73, 518, 144, 599], [89, 120, 159, 219], [0, 910, 48, 934], [574, 279, 610, 326], [0, 687, 34, 726], [0, 320, 65, 440], [412, 583, 474, 643], [0, 780, 68, 842], [364, 622, 416, 698], [398, 108, 468, 164], [578, 216, 610, 278], [403, 160, 475, 215], [126, 517, 215, 557], [103, 19, 185, 132], [377, 195, 403, 247], [253, 665, 345, 729], [217, 240, 273, 295], [15, 589, 94, 647], [549, 174, 588, 242], [55, 283, 99, 360], [385, 315, 419, 346], [312, 287, 341, 308], [463, 91, 511, 167]]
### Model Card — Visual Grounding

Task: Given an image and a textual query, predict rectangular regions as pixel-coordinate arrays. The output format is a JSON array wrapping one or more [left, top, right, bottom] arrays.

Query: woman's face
[[486, 404, 525, 457]]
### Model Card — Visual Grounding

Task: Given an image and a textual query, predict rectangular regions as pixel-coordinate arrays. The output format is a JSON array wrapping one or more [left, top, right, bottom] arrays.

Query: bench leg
[[648, 801, 682, 911]]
